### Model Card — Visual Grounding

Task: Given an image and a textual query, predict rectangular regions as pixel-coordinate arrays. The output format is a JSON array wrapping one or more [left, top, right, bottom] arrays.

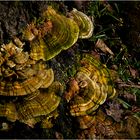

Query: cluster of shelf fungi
[[0, 5, 126, 138]]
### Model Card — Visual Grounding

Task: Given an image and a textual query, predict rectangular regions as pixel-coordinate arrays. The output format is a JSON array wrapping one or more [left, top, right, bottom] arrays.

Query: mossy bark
[[0, 1, 48, 44]]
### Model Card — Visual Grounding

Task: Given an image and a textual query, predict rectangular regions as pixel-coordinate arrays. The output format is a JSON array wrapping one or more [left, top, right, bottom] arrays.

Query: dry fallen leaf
[[129, 66, 139, 79], [106, 100, 123, 122], [123, 91, 136, 102], [55, 131, 63, 139], [100, 0, 114, 13], [91, 51, 101, 60], [95, 39, 114, 55], [131, 106, 140, 113]]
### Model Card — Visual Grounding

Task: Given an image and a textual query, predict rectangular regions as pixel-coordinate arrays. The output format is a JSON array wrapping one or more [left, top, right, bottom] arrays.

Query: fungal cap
[[41, 6, 79, 60], [70, 8, 94, 39], [17, 91, 60, 127], [70, 72, 107, 116], [77, 115, 96, 129], [0, 103, 18, 122], [40, 68, 54, 88], [0, 69, 53, 96]]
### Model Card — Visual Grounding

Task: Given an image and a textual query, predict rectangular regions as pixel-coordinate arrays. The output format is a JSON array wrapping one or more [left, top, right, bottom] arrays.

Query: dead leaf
[[91, 51, 100, 60], [100, 0, 114, 13], [123, 92, 136, 102], [132, 106, 140, 113], [64, 79, 80, 102], [106, 100, 123, 122], [55, 131, 63, 139], [129, 66, 139, 79], [111, 65, 118, 70], [95, 39, 114, 55], [117, 82, 140, 89]]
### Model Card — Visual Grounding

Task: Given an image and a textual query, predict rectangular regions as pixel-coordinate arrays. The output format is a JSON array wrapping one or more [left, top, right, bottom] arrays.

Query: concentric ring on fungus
[[30, 6, 80, 61], [66, 53, 116, 129], [0, 102, 18, 122], [70, 8, 94, 39], [16, 82, 62, 128], [0, 6, 95, 129], [0, 69, 53, 96]]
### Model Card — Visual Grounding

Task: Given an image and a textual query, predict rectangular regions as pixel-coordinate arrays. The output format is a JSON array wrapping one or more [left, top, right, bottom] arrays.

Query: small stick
[[118, 83, 140, 89]]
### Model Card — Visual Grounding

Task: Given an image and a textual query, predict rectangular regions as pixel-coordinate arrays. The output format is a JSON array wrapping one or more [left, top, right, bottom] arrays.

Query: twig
[[118, 82, 140, 89]]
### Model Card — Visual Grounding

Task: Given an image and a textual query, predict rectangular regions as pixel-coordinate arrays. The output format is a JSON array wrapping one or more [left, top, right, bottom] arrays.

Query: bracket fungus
[[77, 115, 96, 129], [0, 35, 58, 127], [29, 6, 79, 61], [79, 53, 116, 99], [0, 102, 18, 122], [17, 85, 61, 128], [70, 8, 94, 39], [27, 6, 94, 61], [0, 81, 62, 128], [66, 53, 116, 129], [0, 5, 95, 131], [70, 72, 108, 116], [0, 37, 55, 96], [0, 69, 54, 96]]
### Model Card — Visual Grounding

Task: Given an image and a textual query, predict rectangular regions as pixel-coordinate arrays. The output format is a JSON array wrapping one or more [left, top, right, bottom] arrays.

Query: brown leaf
[[55, 131, 63, 139], [123, 92, 136, 102], [132, 106, 140, 113], [95, 39, 114, 55], [91, 51, 100, 60], [64, 79, 80, 102], [129, 66, 139, 79], [100, 0, 114, 13], [106, 100, 123, 122]]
